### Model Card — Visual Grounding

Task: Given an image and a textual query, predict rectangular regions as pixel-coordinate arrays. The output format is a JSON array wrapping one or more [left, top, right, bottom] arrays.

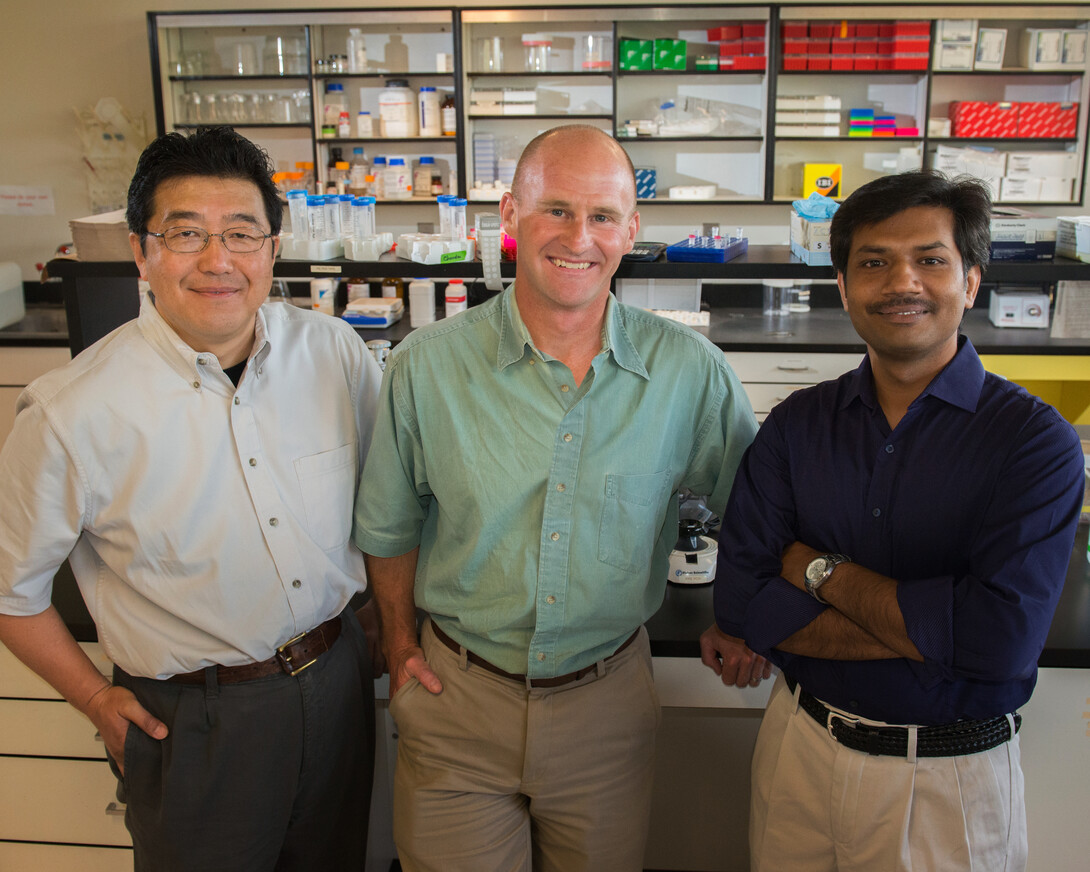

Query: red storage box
[[808, 55, 832, 70], [719, 40, 742, 56], [831, 56, 854, 70], [854, 56, 878, 70], [831, 38, 854, 54], [782, 56, 807, 71], [810, 23, 834, 39], [1016, 102, 1078, 138], [832, 22, 856, 38], [855, 39, 877, 53], [734, 54, 766, 70], [879, 23, 894, 38], [893, 20, 930, 36], [877, 56, 894, 70], [782, 39, 808, 54], [743, 38, 765, 54], [892, 54, 929, 70], [893, 36, 930, 53], [951, 101, 1018, 137], [856, 22, 880, 38], [808, 38, 830, 53], [742, 22, 765, 38], [782, 22, 808, 39]]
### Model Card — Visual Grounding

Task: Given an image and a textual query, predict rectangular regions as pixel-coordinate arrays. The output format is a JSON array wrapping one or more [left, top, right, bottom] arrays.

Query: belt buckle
[[827, 710, 860, 740], [276, 631, 317, 677]]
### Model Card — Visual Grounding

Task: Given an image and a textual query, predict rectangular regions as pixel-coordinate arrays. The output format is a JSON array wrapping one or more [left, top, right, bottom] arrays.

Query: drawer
[[0, 642, 112, 699], [0, 841, 132, 872], [0, 346, 70, 386], [0, 756, 131, 846], [0, 699, 105, 758], [725, 351, 860, 384], [742, 382, 810, 414]]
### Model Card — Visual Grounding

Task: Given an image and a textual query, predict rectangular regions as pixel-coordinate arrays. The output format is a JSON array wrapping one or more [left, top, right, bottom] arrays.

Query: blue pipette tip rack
[[665, 235, 748, 263]]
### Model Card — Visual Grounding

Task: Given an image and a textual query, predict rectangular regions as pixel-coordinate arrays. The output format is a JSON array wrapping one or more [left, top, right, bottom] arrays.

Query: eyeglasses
[[146, 226, 273, 254]]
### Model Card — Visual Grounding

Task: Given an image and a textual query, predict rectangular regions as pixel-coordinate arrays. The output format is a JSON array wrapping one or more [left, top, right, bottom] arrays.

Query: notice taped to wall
[[0, 186, 55, 216], [1051, 281, 1090, 338]]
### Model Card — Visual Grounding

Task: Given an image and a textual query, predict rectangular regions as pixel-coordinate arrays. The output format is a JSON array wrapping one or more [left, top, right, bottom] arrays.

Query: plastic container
[[413, 156, 436, 199], [385, 157, 411, 199], [349, 148, 369, 195], [323, 83, 346, 126], [441, 93, 457, 135], [445, 278, 467, 318], [286, 190, 308, 239], [409, 278, 436, 327], [347, 28, 368, 73], [306, 195, 325, 239], [323, 196, 340, 239], [436, 194, 453, 238], [381, 276, 405, 299], [379, 79, 418, 138], [522, 33, 552, 71], [583, 34, 612, 70], [449, 197, 468, 240], [353, 196, 376, 239], [310, 278, 335, 315], [371, 156, 387, 199], [418, 86, 441, 137], [338, 111, 352, 138], [357, 111, 373, 138], [762, 279, 792, 315]]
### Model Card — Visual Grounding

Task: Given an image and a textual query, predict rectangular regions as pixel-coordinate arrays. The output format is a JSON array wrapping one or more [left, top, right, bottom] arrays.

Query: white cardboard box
[[1021, 29, 1065, 70], [1005, 151, 1078, 178], [974, 28, 1007, 70], [999, 177, 1042, 202]]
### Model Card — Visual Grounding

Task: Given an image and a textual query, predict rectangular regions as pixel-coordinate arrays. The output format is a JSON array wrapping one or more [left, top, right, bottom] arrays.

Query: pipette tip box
[[665, 236, 748, 263]]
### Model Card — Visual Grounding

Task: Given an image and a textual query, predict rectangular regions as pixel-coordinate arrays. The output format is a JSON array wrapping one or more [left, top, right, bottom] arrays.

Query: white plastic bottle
[[323, 83, 346, 126], [306, 195, 325, 240], [286, 189, 308, 239], [385, 157, 411, 200], [347, 28, 368, 73], [371, 156, 387, 199], [379, 79, 418, 138], [409, 278, 436, 327], [445, 279, 467, 318], [418, 86, 441, 137], [413, 156, 436, 199]]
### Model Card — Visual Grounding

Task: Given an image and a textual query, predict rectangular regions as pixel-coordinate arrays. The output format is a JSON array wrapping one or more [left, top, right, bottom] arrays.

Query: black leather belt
[[431, 619, 639, 688], [785, 674, 1020, 758]]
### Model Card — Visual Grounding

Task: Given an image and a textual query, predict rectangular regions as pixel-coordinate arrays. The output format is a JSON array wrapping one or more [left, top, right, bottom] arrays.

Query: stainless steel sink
[[0, 305, 67, 338]]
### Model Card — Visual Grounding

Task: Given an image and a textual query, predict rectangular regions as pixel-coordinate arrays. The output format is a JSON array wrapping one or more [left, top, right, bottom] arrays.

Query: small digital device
[[623, 241, 668, 262], [475, 212, 504, 291]]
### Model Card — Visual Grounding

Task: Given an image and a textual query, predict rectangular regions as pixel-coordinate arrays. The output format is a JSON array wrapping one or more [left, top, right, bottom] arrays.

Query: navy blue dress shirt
[[715, 336, 1085, 724]]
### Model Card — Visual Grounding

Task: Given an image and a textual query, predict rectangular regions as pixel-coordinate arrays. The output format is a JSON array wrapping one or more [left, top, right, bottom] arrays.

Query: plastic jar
[[310, 278, 335, 315], [356, 110, 373, 138], [323, 83, 346, 126], [379, 79, 418, 138], [385, 157, 411, 199], [371, 156, 387, 199], [522, 34, 552, 72], [418, 86, 441, 137], [441, 93, 457, 136], [409, 278, 436, 327], [413, 157, 436, 199]]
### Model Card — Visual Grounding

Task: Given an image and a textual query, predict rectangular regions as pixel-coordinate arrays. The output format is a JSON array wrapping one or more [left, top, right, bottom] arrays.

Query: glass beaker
[[475, 37, 503, 72], [522, 34, 552, 72], [582, 34, 612, 70], [763, 280, 792, 316]]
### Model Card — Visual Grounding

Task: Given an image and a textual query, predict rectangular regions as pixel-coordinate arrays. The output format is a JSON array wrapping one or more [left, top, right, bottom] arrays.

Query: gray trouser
[[110, 608, 375, 872]]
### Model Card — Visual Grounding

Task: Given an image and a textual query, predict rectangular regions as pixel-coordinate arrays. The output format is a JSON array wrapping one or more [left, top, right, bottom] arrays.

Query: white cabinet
[[725, 350, 860, 420], [0, 345, 70, 448], [0, 642, 133, 863]]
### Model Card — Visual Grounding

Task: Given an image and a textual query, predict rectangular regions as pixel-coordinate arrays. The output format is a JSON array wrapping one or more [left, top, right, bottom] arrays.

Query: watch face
[[805, 557, 829, 583]]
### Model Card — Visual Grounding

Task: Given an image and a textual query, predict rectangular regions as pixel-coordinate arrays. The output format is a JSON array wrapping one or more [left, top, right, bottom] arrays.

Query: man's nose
[[197, 235, 233, 270]]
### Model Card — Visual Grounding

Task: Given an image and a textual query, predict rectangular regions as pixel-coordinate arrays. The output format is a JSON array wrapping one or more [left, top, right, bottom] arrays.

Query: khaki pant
[[390, 620, 660, 872], [750, 674, 1027, 872]]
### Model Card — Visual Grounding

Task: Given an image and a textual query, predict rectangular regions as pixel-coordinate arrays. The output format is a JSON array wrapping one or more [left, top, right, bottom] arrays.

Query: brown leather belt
[[166, 615, 342, 685], [430, 619, 639, 688]]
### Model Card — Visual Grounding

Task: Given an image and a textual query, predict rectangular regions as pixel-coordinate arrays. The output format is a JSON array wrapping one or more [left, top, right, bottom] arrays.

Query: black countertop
[[0, 305, 70, 348]]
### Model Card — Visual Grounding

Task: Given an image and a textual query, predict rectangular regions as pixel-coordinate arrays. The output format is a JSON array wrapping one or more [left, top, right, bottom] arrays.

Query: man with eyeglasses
[[0, 127, 383, 871]]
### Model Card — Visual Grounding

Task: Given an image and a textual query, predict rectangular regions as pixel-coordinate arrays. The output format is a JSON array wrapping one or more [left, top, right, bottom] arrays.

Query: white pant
[[750, 674, 1027, 872]]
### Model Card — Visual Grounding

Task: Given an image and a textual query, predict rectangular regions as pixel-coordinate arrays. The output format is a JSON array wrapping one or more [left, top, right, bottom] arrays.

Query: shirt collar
[[495, 285, 648, 380], [844, 334, 985, 413], [138, 291, 268, 387]]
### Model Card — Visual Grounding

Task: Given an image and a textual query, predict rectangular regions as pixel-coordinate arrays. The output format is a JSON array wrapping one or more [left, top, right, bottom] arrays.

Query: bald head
[[511, 125, 637, 212]]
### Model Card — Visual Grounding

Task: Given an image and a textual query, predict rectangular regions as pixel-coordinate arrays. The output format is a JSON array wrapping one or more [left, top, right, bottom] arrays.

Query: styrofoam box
[[0, 262, 26, 330], [68, 208, 131, 261], [775, 96, 841, 111], [615, 278, 701, 312], [1006, 151, 1078, 178]]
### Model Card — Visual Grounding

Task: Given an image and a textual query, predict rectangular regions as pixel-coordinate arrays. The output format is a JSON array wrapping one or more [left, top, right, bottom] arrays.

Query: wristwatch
[[804, 553, 851, 604]]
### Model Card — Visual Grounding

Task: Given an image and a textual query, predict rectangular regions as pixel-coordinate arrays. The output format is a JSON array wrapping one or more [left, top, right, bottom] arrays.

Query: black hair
[[126, 126, 282, 245], [830, 170, 991, 277]]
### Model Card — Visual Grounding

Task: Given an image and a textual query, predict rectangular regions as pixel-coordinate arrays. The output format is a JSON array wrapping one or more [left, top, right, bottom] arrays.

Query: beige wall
[[0, 0, 1078, 281]]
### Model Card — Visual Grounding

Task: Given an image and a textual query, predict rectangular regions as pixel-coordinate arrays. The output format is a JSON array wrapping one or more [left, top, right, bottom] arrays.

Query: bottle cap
[[452, 198, 468, 207], [326, 83, 345, 92], [420, 156, 435, 164], [421, 86, 436, 92], [390, 158, 406, 166]]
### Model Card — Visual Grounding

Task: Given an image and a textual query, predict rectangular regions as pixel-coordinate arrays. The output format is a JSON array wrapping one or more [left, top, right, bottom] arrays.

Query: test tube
[[355, 196, 376, 239], [450, 197, 468, 241], [436, 194, 453, 239], [339, 194, 354, 238], [287, 190, 308, 239], [306, 195, 325, 240], [323, 195, 340, 240]]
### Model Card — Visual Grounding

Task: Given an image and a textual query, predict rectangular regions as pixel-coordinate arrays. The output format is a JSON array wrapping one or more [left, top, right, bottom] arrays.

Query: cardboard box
[[653, 39, 687, 70], [802, 163, 841, 198], [935, 42, 974, 70], [1056, 216, 1090, 261], [999, 177, 1042, 202], [1062, 30, 1088, 67], [951, 101, 1018, 137], [988, 291, 1050, 328], [775, 124, 840, 137], [634, 167, 657, 199], [774, 111, 841, 124], [938, 19, 977, 42], [1015, 102, 1078, 139], [776, 95, 842, 111], [1005, 151, 1079, 178], [1021, 29, 1064, 70], [989, 208, 1057, 260], [619, 39, 653, 70], [1038, 177, 1075, 201], [69, 208, 132, 261], [790, 212, 832, 252], [974, 28, 1007, 69]]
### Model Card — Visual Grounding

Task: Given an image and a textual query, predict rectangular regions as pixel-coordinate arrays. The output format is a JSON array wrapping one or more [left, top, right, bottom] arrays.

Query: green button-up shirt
[[354, 287, 757, 677]]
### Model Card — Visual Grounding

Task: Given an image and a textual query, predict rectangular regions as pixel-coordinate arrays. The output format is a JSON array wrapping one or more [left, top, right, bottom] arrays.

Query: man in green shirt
[[354, 124, 757, 871]]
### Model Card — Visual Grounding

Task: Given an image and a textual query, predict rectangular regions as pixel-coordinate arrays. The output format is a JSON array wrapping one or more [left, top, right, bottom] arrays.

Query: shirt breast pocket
[[294, 442, 356, 551], [598, 469, 673, 573]]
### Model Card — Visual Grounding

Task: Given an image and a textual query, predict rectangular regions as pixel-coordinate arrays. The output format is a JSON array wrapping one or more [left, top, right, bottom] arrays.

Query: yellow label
[[803, 163, 842, 198]]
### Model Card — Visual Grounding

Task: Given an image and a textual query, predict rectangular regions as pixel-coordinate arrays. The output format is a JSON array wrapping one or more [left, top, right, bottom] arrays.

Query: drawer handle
[[776, 361, 812, 373], [105, 801, 127, 817]]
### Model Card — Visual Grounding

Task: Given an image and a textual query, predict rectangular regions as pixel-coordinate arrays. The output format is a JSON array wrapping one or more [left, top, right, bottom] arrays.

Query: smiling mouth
[[549, 257, 592, 270], [868, 296, 934, 317]]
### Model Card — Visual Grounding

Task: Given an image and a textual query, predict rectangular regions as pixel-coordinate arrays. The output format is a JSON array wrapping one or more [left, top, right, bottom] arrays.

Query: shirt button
[[192, 381, 200, 389], [529, 359, 536, 366], [550, 532, 560, 541], [546, 595, 556, 605], [872, 508, 881, 518], [269, 517, 279, 527], [563, 433, 573, 443], [556, 483, 566, 492], [885, 444, 894, 454], [249, 458, 257, 467], [536, 652, 546, 662], [560, 384, 569, 393], [291, 579, 302, 589], [196, 357, 208, 366], [234, 397, 240, 405]]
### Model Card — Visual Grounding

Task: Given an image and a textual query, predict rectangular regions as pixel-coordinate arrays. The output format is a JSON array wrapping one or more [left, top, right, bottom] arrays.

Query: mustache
[[865, 295, 936, 315]]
